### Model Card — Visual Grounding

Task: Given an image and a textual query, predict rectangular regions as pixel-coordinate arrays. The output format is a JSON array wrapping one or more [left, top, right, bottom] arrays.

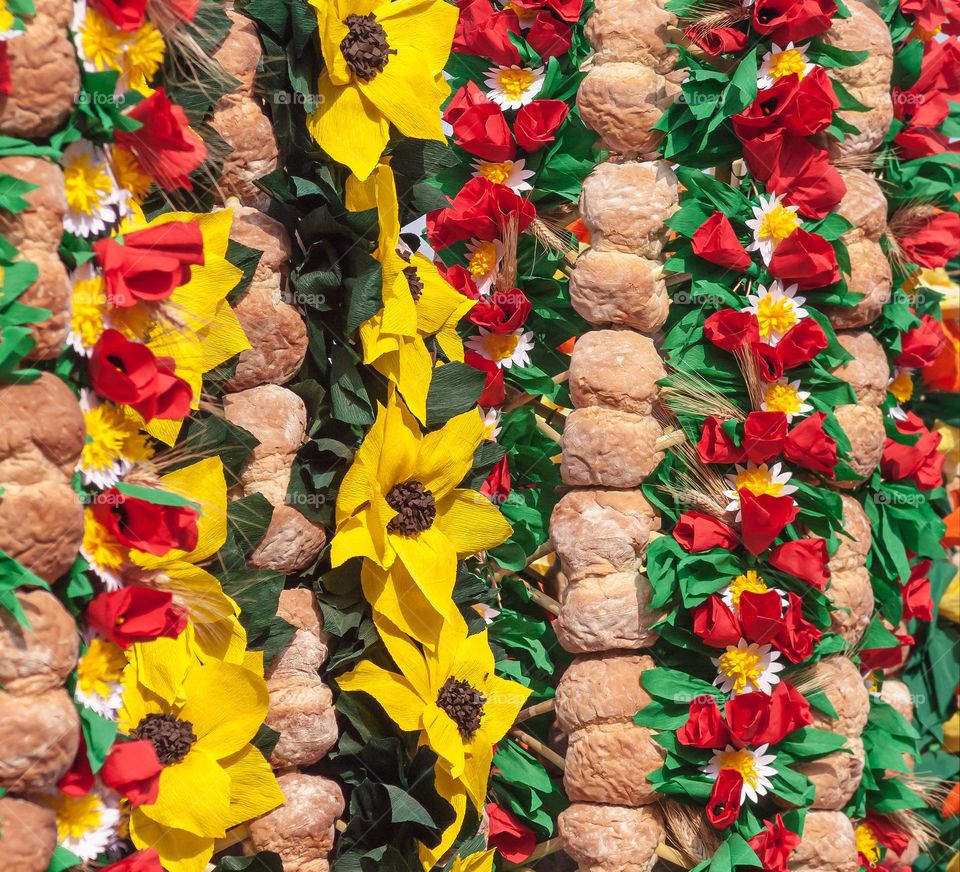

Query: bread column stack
[[553, 3, 680, 868], [211, 14, 341, 870]]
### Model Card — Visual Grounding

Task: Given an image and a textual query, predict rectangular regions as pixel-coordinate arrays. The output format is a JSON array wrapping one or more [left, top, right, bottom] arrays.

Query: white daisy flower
[[61, 140, 124, 237], [473, 602, 501, 624], [721, 570, 788, 613], [484, 64, 545, 110], [472, 157, 535, 193], [761, 378, 813, 422], [0, 0, 23, 42], [723, 462, 798, 517], [466, 328, 534, 369], [758, 42, 815, 90], [481, 407, 502, 440], [74, 637, 127, 720], [465, 238, 504, 296], [712, 639, 785, 696], [45, 786, 122, 861], [745, 194, 801, 265], [704, 744, 779, 804], [743, 280, 808, 345]]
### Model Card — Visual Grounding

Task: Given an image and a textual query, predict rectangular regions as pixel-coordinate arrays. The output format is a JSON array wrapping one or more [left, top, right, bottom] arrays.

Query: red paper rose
[[673, 511, 740, 552], [94, 221, 205, 308], [774, 318, 829, 371], [866, 813, 912, 855], [747, 815, 801, 872], [480, 455, 511, 504], [739, 490, 799, 555], [116, 89, 206, 191], [427, 177, 536, 248], [896, 313, 947, 368], [90, 0, 147, 31], [897, 208, 960, 269], [103, 851, 164, 872], [783, 412, 837, 475], [860, 631, 913, 671], [91, 488, 199, 556], [699, 417, 746, 464], [511, 0, 583, 23], [466, 349, 506, 406], [86, 587, 188, 648], [693, 596, 743, 648], [678, 696, 731, 749], [768, 538, 830, 589], [894, 126, 956, 160], [775, 591, 822, 663], [684, 25, 747, 55], [89, 330, 193, 422], [902, 560, 934, 621], [453, 0, 521, 65], [740, 590, 784, 645], [882, 411, 945, 491], [528, 12, 573, 59], [707, 768, 744, 829], [743, 411, 788, 464], [752, 0, 837, 43], [692, 212, 752, 270], [58, 733, 94, 797], [445, 82, 516, 163], [486, 802, 536, 862], [768, 229, 840, 290], [514, 100, 569, 152], [468, 288, 532, 333], [101, 740, 163, 806], [734, 70, 837, 138], [704, 309, 760, 351], [727, 682, 812, 748]]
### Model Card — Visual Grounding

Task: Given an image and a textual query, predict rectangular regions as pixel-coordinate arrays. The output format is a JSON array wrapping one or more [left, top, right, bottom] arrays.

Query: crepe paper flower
[[451, 848, 496, 872], [79, 391, 154, 489], [483, 63, 545, 109], [481, 407, 502, 440], [465, 238, 504, 295], [486, 803, 535, 862], [119, 636, 283, 872], [705, 745, 778, 804], [69, 266, 110, 356], [856, 822, 882, 869], [100, 739, 163, 807], [472, 157, 535, 192], [72, 0, 166, 90], [87, 587, 188, 649], [62, 139, 126, 237], [90, 487, 199, 556], [111, 144, 154, 208], [745, 194, 801, 265], [103, 849, 164, 872], [757, 42, 814, 89], [722, 570, 787, 614], [307, 0, 457, 181], [332, 392, 511, 623], [338, 609, 531, 807], [465, 327, 534, 369], [888, 368, 915, 417], [128, 457, 249, 663], [346, 162, 474, 422], [43, 787, 122, 861], [760, 378, 812, 422], [114, 207, 248, 445], [723, 462, 797, 517], [81, 507, 128, 590], [743, 281, 808, 345], [0, 0, 25, 39], [713, 639, 785, 695], [75, 638, 127, 719]]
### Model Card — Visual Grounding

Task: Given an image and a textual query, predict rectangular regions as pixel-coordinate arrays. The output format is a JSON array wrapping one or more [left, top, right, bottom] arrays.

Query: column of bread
[[789, 6, 895, 869], [552, 2, 680, 869], [210, 13, 343, 871]]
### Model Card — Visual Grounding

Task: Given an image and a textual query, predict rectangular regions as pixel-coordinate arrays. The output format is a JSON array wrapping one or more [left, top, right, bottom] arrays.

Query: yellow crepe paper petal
[[337, 659, 425, 732], [140, 746, 232, 838], [129, 811, 214, 872]]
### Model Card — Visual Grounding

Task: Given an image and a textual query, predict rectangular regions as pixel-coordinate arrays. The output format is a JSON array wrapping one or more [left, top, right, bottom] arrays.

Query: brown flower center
[[385, 479, 436, 535], [340, 13, 396, 82], [436, 677, 486, 740], [131, 713, 197, 765], [403, 265, 424, 302]]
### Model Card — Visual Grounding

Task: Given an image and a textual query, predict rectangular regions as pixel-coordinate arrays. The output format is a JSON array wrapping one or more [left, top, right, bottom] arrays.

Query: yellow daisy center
[[64, 154, 114, 216], [122, 22, 166, 89], [77, 638, 127, 700], [71, 276, 108, 348], [82, 401, 153, 473], [889, 371, 914, 404], [111, 146, 153, 203], [480, 332, 519, 363], [80, 8, 126, 72], [716, 748, 760, 789], [477, 160, 515, 186], [856, 823, 881, 866], [756, 295, 798, 338], [769, 49, 807, 80], [50, 794, 106, 842], [734, 467, 783, 497], [763, 381, 802, 415], [718, 648, 764, 694], [83, 509, 127, 570], [757, 204, 800, 246], [468, 241, 498, 279], [729, 570, 768, 609], [497, 67, 535, 101], [0, 3, 14, 31]]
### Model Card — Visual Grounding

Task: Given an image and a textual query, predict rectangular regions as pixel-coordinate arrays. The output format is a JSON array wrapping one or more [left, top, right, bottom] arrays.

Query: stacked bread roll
[[554, 4, 681, 867]]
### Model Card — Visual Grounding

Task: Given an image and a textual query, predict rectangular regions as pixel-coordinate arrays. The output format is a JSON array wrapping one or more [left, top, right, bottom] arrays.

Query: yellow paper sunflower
[[338, 609, 530, 865], [307, 0, 457, 180], [119, 635, 283, 872], [331, 392, 511, 643], [346, 162, 474, 423]]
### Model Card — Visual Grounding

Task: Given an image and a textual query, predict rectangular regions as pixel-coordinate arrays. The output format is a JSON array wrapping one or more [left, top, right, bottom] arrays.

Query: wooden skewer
[[519, 578, 561, 615], [533, 415, 688, 453], [656, 844, 689, 867], [515, 698, 556, 724], [509, 728, 566, 771]]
